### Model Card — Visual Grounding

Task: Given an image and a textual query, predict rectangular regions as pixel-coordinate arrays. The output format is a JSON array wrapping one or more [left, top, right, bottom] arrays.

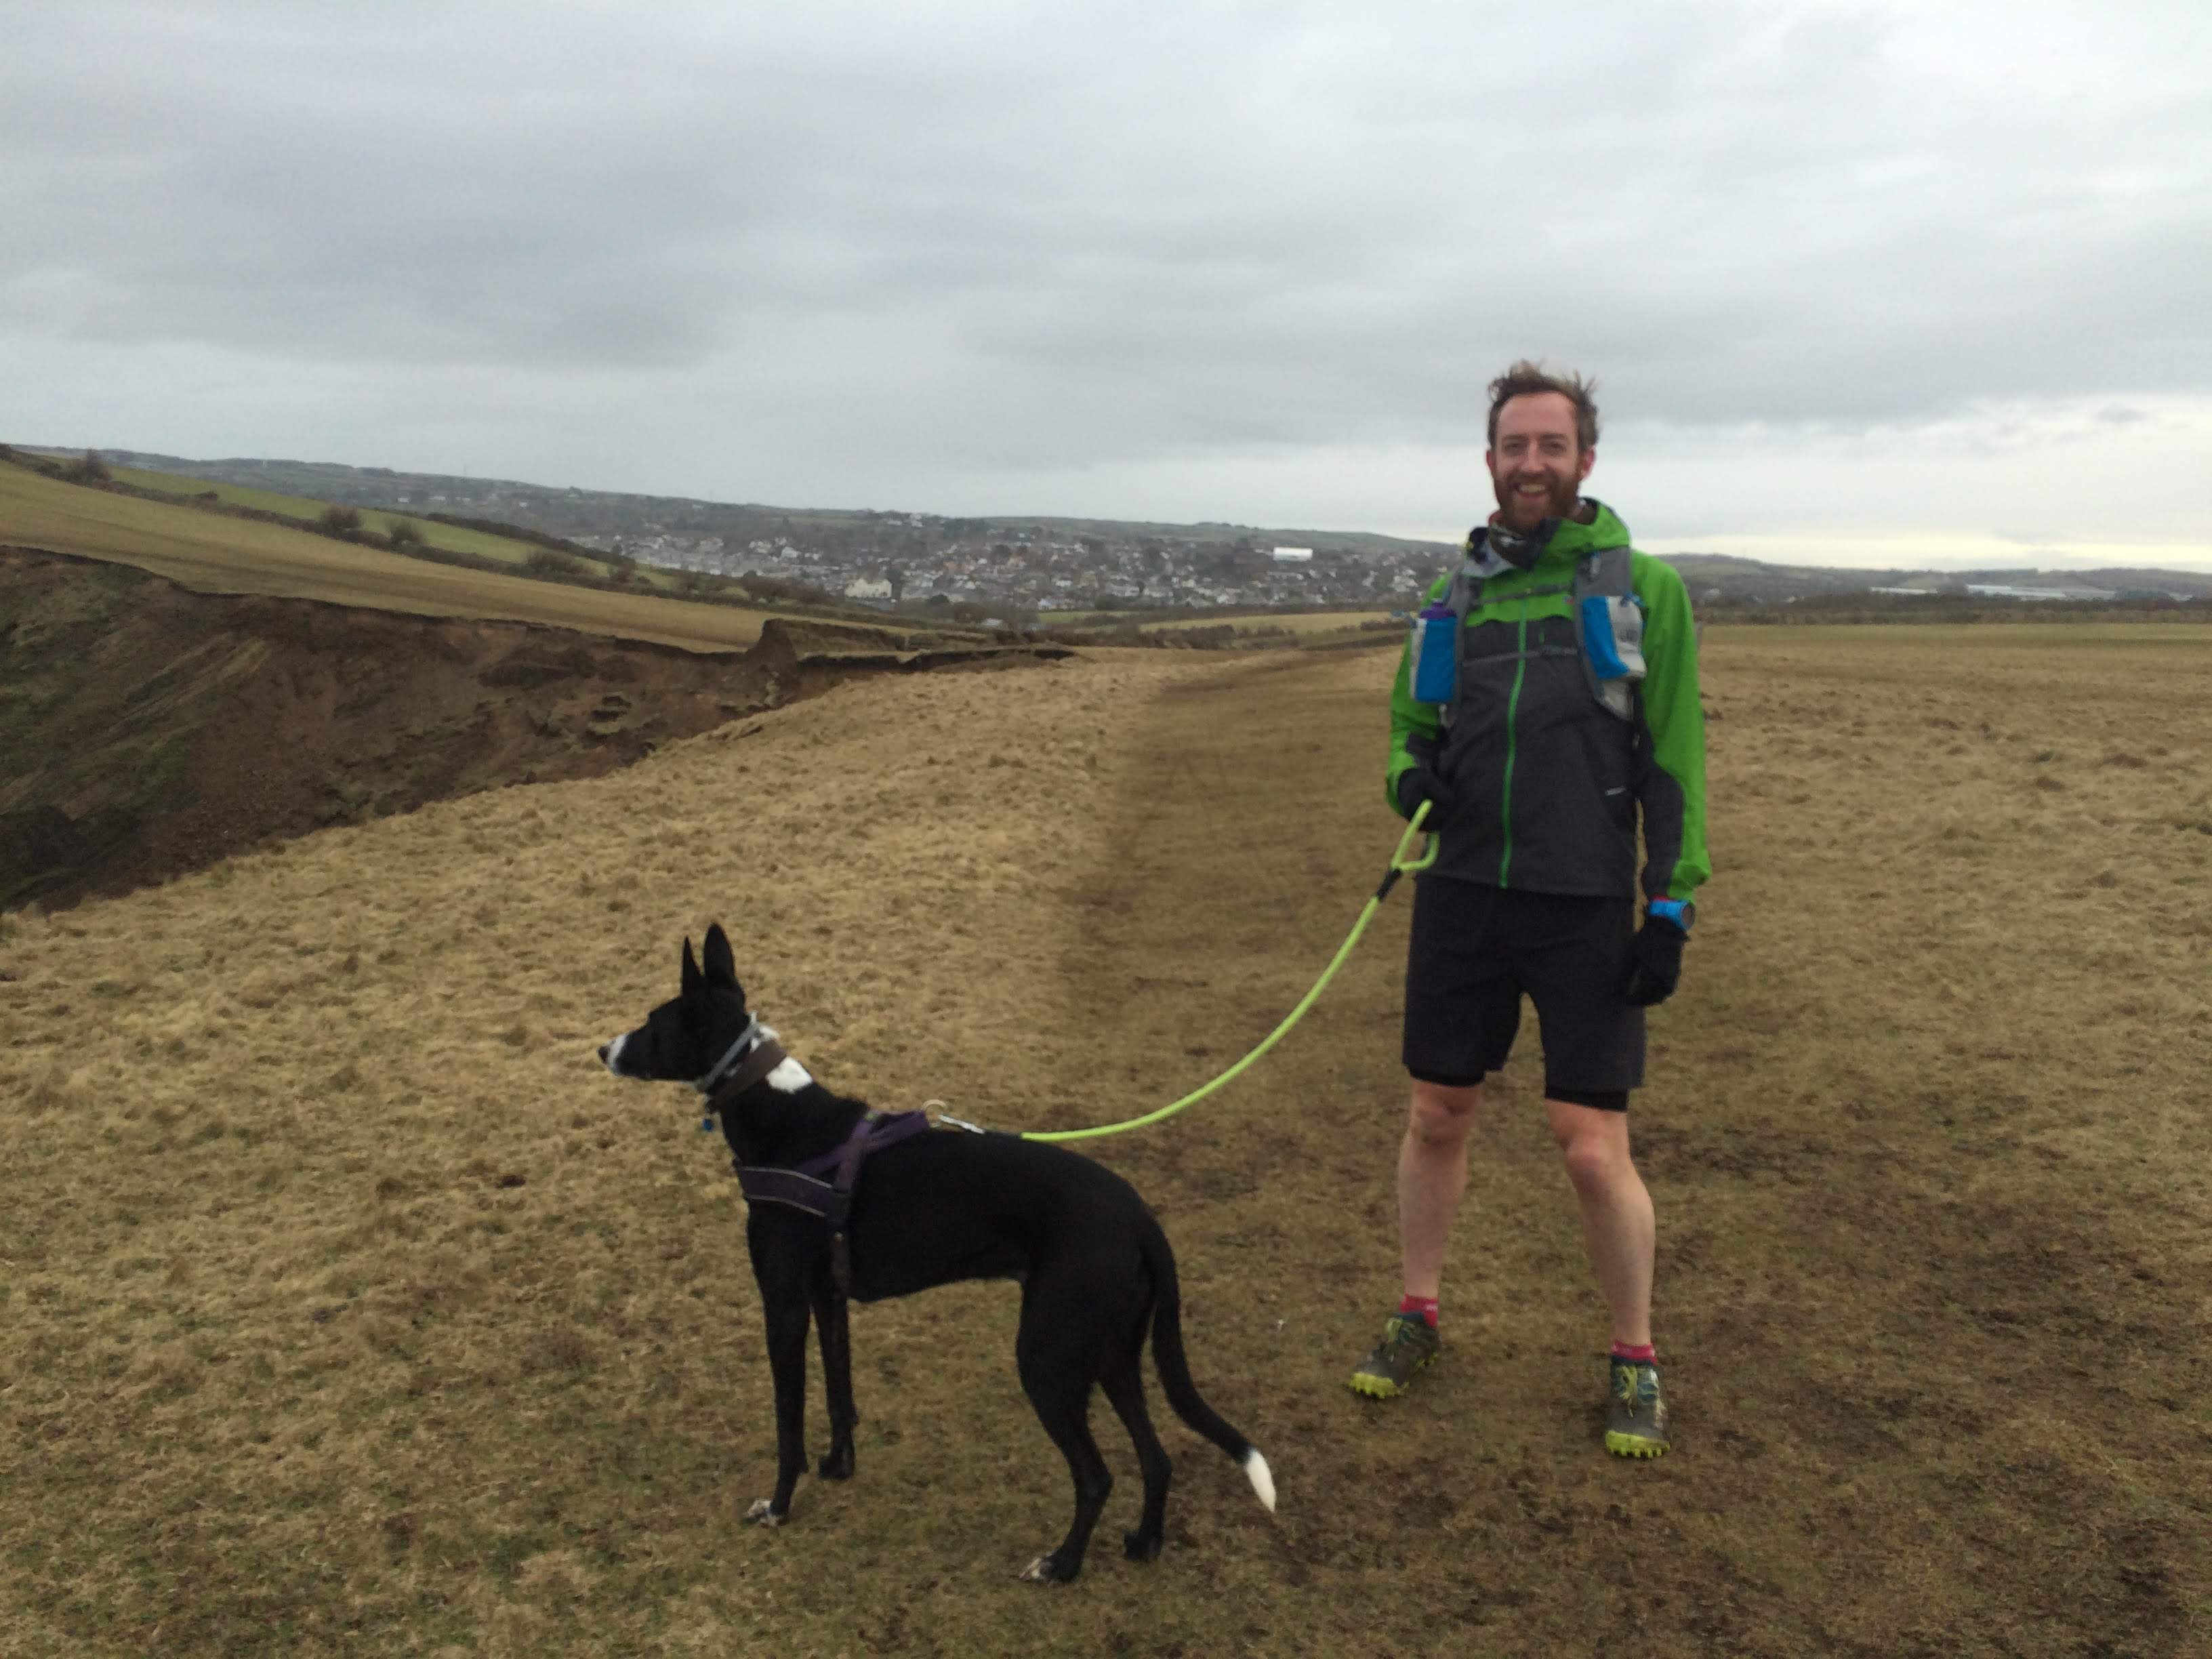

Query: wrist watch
[[1648, 898, 1695, 930]]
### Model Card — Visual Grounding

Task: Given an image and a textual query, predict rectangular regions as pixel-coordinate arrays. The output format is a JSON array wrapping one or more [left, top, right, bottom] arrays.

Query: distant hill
[[85, 449, 1451, 562], [45, 447, 2212, 607], [1664, 552, 2212, 605], [0, 448, 957, 643]]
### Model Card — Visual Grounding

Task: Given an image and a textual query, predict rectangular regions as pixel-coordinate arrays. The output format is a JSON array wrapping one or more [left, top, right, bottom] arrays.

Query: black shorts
[[1402, 878, 1644, 1105]]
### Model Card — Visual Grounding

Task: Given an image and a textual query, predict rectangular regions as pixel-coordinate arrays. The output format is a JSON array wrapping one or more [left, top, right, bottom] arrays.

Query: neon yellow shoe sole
[[1348, 1366, 1431, 1400], [1605, 1357, 1670, 1456], [1347, 1313, 1439, 1398]]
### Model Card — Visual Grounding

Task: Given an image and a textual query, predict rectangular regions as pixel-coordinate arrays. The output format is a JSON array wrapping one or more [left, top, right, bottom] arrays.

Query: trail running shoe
[[1605, 1356, 1671, 1458], [1348, 1312, 1440, 1399]]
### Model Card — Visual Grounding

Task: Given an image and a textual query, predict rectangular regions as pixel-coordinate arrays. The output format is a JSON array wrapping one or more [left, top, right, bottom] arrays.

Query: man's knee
[[1559, 1136, 1625, 1195], [1407, 1076, 1483, 1147], [1549, 1100, 1634, 1193]]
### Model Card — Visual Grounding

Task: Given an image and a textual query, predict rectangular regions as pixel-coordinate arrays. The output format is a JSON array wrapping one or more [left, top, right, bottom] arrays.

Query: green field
[[96, 460, 652, 574], [0, 459, 783, 651], [24, 450, 713, 598]]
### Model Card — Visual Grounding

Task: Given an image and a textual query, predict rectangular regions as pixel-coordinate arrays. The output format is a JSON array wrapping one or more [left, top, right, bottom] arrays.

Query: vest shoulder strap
[[1444, 544, 1631, 621], [1574, 545, 1633, 600], [1439, 544, 1639, 722], [1573, 547, 1639, 720]]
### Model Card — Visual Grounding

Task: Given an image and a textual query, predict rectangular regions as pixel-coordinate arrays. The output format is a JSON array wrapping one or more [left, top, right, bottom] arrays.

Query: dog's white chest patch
[[766, 1057, 814, 1092]]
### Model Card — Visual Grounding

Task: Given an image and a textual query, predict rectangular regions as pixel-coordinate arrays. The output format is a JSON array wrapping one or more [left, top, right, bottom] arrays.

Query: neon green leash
[[987, 802, 1435, 1144]]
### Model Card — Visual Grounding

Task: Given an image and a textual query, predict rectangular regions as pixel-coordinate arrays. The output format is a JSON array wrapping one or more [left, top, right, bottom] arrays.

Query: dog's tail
[[1139, 1213, 1277, 1513]]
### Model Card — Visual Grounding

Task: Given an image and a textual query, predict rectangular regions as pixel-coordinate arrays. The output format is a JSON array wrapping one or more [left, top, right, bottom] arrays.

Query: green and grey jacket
[[1386, 501, 1710, 903]]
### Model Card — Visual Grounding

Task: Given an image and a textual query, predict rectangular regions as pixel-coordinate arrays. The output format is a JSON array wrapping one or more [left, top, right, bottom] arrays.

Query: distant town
[[563, 524, 1428, 619], [85, 451, 2212, 615]]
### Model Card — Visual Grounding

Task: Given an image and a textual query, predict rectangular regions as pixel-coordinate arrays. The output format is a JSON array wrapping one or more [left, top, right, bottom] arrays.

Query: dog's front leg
[[750, 1252, 813, 1525], [811, 1280, 858, 1481]]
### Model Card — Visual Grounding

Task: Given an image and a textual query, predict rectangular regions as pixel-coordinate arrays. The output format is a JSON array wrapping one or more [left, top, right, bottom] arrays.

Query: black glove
[[1624, 914, 1687, 1006], [1396, 766, 1456, 829]]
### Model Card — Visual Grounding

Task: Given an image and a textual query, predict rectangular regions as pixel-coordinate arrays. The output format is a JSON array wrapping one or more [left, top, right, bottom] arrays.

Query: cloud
[[1, 0, 2207, 556]]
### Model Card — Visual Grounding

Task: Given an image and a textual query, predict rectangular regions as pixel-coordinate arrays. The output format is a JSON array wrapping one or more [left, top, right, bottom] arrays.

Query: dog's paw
[[745, 1499, 786, 1528], [1122, 1528, 1164, 1563], [1017, 1551, 1079, 1585], [817, 1446, 855, 1481]]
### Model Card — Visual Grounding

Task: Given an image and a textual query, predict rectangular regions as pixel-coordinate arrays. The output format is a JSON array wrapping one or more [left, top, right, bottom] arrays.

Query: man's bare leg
[[1545, 1097, 1654, 1347], [1350, 1079, 1483, 1397], [1399, 1079, 1484, 1298]]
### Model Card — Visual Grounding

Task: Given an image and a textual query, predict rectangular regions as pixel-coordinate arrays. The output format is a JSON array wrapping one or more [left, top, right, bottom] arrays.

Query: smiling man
[[1349, 362, 1709, 1460]]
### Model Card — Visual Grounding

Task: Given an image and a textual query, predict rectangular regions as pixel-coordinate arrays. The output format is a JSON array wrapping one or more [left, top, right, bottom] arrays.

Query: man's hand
[[1396, 766, 1456, 828], [1624, 913, 1687, 1006]]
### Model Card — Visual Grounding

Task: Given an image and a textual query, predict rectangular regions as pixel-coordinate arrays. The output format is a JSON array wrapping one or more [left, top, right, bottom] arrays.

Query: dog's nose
[[596, 1042, 610, 1063]]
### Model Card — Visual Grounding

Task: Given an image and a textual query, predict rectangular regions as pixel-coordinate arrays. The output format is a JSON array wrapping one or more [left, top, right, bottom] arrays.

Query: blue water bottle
[[1410, 601, 1458, 705]]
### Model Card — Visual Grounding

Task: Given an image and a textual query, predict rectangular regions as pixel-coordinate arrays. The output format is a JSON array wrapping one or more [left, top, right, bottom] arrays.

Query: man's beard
[[1492, 466, 1579, 532]]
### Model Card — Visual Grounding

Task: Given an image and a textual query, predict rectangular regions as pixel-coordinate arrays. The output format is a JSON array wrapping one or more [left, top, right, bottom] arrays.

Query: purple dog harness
[[735, 1110, 932, 1295], [734, 1109, 932, 1221], [699, 1027, 933, 1294]]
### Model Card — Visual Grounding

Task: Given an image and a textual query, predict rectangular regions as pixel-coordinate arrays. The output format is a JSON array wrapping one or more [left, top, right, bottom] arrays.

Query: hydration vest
[[1412, 543, 1646, 724]]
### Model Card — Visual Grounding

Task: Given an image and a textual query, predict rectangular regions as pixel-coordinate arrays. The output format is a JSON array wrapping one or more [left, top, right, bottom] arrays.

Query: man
[[1349, 361, 1708, 1459]]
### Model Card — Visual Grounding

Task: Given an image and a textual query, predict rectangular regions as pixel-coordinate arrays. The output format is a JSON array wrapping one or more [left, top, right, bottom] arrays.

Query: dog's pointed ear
[[702, 922, 737, 989], [681, 937, 703, 996]]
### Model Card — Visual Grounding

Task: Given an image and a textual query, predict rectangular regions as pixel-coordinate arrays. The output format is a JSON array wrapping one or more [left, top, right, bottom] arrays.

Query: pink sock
[[1399, 1294, 1439, 1327], [1611, 1341, 1657, 1363]]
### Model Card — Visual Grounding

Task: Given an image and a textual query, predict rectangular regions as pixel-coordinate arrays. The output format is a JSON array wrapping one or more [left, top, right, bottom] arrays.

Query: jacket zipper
[[1498, 602, 1526, 886]]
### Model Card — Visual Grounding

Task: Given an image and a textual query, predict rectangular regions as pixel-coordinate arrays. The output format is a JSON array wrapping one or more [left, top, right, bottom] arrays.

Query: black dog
[[598, 924, 1275, 1583]]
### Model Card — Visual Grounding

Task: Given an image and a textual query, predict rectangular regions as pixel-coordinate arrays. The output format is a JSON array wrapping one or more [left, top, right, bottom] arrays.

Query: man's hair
[[1486, 361, 1600, 453]]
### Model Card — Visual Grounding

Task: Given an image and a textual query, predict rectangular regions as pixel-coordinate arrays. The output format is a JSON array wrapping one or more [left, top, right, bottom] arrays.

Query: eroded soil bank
[[1, 546, 1065, 909]]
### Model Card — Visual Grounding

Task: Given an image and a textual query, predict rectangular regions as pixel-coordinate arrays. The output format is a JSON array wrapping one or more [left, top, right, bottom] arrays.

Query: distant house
[[1965, 583, 2114, 602], [1271, 546, 1315, 562], [844, 577, 893, 600]]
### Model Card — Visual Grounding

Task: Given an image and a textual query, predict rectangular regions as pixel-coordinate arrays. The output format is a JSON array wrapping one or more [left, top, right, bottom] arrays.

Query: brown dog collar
[[707, 1037, 790, 1109]]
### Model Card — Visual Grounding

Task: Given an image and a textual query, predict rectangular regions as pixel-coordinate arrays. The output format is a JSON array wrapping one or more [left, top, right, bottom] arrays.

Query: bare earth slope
[[0, 547, 1062, 909], [1, 628, 2207, 1656], [0, 548, 766, 908]]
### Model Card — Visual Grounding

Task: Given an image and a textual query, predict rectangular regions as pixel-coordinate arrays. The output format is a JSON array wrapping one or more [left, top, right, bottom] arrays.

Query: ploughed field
[[1, 624, 2206, 1657]]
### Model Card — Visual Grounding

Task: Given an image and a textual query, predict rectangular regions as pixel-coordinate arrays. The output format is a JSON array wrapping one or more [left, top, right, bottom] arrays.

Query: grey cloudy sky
[[5, 1, 2207, 568]]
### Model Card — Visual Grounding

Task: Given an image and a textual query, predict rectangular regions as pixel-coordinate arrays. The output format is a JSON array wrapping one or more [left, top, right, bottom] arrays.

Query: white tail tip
[[1243, 1448, 1277, 1513]]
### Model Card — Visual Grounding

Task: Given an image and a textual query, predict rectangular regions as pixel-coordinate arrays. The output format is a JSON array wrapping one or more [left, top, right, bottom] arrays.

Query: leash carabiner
[[1375, 798, 1436, 901], [1019, 801, 1435, 1145], [922, 1099, 987, 1134]]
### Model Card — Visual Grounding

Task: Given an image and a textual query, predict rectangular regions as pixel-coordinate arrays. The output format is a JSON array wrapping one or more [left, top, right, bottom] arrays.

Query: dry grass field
[[94, 463, 592, 572], [3, 625, 2207, 1657], [1147, 609, 1390, 635], [1055, 609, 1393, 638], [0, 462, 775, 651]]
